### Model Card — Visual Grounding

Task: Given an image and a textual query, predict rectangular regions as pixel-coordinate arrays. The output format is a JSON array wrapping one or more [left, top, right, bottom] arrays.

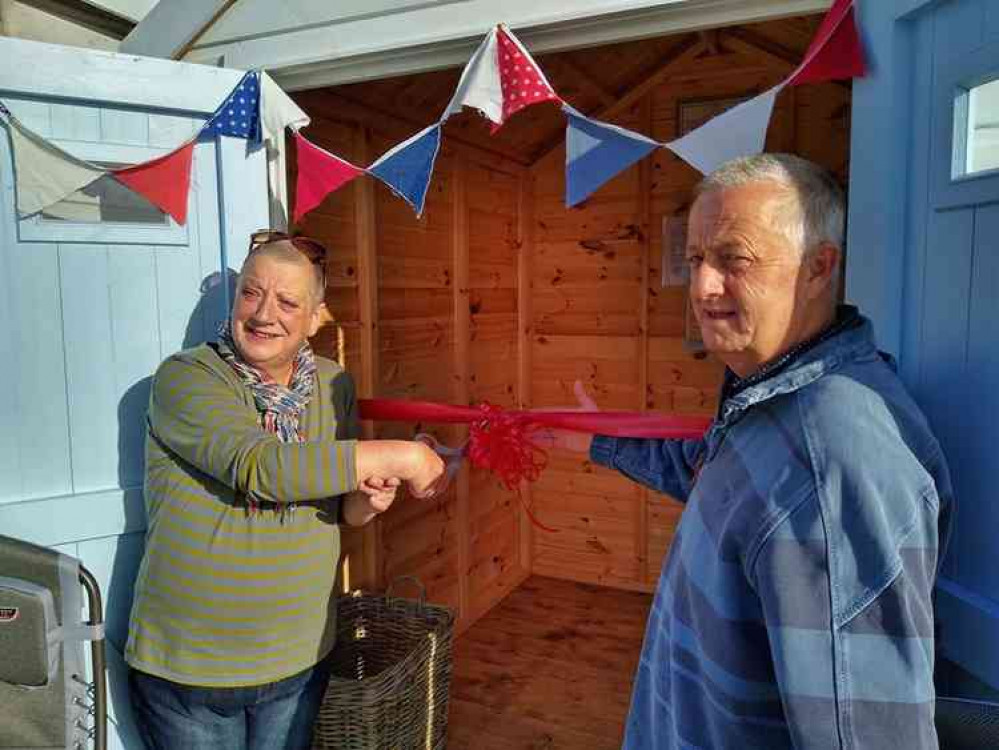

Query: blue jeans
[[128, 658, 331, 750]]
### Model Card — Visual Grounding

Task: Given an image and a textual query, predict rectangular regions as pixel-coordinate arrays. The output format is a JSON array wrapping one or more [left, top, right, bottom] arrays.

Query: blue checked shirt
[[592, 310, 952, 749]]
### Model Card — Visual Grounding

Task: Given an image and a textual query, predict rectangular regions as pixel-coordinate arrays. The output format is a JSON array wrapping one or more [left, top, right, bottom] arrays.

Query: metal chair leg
[[78, 565, 107, 750]]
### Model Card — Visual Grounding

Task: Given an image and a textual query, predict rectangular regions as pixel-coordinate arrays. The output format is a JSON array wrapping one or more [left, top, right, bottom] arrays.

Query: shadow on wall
[[105, 268, 237, 749]]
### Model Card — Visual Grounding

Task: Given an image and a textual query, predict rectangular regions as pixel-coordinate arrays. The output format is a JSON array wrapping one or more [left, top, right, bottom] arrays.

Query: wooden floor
[[446, 576, 652, 749]]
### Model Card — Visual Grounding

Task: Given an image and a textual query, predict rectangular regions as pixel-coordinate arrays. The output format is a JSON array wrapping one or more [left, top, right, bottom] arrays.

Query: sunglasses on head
[[247, 230, 328, 288]]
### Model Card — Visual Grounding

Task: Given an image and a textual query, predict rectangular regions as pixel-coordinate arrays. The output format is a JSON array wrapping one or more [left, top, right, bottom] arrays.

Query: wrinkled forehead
[[239, 252, 316, 297], [687, 183, 793, 247], [240, 243, 322, 300]]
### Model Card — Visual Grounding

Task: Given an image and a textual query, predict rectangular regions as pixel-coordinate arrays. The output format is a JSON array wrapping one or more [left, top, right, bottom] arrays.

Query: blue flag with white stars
[[202, 70, 262, 143]]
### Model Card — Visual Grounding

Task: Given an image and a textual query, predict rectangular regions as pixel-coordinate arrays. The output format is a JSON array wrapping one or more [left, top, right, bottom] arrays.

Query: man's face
[[231, 252, 322, 384], [686, 182, 821, 376]]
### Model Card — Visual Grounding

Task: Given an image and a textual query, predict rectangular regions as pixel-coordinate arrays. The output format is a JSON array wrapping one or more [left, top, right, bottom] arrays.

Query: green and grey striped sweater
[[125, 344, 358, 687]]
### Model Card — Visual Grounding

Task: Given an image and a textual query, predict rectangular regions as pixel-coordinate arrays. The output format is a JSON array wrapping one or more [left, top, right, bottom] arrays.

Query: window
[[954, 77, 999, 178], [41, 163, 167, 225], [18, 146, 190, 246]]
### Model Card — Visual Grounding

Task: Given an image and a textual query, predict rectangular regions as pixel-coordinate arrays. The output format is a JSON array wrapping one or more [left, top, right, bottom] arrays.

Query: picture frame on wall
[[677, 93, 753, 136], [661, 215, 688, 288]]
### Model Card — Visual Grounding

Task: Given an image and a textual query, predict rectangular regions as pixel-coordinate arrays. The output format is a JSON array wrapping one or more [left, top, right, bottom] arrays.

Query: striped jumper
[[126, 344, 358, 687]]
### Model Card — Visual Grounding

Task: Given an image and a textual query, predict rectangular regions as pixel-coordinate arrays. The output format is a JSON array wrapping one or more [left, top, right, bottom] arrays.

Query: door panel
[[0, 41, 267, 750], [899, 0, 999, 693]]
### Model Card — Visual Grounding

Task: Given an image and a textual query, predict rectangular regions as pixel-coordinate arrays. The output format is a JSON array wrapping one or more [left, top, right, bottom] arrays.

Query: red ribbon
[[358, 399, 710, 531], [358, 399, 711, 439]]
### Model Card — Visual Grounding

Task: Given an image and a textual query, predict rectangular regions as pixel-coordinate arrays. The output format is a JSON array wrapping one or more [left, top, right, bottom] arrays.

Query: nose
[[251, 291, 279, 323], [690, 262, 725, 301]]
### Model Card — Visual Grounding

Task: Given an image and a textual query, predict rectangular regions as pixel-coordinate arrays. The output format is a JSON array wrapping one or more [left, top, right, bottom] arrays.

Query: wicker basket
[[312, 577, 455, 750]]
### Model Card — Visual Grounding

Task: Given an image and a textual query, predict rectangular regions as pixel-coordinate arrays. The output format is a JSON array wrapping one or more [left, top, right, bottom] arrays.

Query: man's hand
[[536, 380, 600, 453]]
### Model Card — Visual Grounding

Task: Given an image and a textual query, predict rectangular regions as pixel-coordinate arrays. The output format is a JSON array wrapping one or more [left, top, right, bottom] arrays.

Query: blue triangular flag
[[564, 104, 660, 207], [202, 70, 262, 144], [368, 123, 441, 217]]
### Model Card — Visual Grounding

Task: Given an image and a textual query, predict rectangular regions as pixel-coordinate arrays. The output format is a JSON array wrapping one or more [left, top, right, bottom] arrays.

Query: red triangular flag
[[293, 132, 365, 223], [112, 141, 195, 224], [788, 0, 866, 86], [493, 26, 560, 131]]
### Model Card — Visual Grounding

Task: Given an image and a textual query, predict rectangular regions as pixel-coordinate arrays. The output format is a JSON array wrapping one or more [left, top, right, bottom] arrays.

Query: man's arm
[[589, 435, 705, 502], [752, 491, 938, 750], [550, 379, 706, 502]]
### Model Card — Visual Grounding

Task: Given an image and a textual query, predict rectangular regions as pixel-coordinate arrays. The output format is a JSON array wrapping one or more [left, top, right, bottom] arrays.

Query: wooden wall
[[290, 15, 852, 618]]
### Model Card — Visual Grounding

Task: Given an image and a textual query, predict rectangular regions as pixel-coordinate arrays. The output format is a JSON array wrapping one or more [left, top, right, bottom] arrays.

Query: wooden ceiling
[[294, 14, 831, 167]]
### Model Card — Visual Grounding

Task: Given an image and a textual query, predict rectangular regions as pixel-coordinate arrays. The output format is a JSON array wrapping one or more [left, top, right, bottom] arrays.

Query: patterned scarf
[[216, 321, 317, 516]]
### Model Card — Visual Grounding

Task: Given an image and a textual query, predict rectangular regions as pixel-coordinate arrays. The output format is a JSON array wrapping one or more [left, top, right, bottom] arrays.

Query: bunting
[[368, 124, 442, 217], [292, 132, 365, 223], [112, 140, 196, 225], [493, 26, 561, 129], [564, 104, 660, 207], [0, 107, 105, 217], [788, 0, 866, 86], [203, 70, 262, 143], [666, 85, 783, 176], [442, 27, 503, 124], [261, 72, 311, 152], [0, 8, 868, 226], [441, 24, 560, 131]]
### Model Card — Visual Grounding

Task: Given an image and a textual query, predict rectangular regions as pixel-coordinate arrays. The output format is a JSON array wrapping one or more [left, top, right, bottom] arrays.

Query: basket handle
[[385, 576, 426, 607]]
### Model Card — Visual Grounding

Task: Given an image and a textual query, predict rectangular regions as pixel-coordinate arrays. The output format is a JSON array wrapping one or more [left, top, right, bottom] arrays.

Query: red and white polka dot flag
[[495, 27, 560, 128]]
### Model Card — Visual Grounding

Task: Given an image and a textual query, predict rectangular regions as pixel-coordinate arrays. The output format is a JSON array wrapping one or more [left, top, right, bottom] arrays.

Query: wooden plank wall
[[290, 27, 851, 609], [290, 96, 530, 631], [528, 45, 850, 592]]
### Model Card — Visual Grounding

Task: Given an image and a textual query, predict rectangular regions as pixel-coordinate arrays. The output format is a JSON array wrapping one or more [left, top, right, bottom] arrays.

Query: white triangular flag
[[260, 72, 311, 153], [1, 108, 105, 217], [441, 27, 502, 124], [667, 85, 783, 175]]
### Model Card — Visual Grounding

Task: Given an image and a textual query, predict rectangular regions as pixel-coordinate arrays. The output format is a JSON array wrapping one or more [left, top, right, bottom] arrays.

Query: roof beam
[[548, 55, 616, 108], [120, 0, 237, 59], [529, 34, 703, 167], [721, 27, 851, 90], [16, 0, 135, 38], [720, 26, 803, 67]]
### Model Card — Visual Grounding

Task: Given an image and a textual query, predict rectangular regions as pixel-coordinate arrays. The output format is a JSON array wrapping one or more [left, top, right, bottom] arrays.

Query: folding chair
[[0, 534, 107, 750]]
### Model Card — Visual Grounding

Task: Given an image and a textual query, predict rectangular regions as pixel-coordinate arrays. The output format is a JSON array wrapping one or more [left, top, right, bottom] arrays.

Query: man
[[582, 155, 952, 748], [126, 231, 445, 750]]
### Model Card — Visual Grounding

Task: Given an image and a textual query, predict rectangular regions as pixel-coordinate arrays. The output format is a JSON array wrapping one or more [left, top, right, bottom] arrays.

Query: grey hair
[[696, 154, 846, 257]]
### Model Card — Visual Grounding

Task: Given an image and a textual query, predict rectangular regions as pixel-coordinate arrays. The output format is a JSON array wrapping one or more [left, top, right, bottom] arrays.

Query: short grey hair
[[696, 154, 846, 257]]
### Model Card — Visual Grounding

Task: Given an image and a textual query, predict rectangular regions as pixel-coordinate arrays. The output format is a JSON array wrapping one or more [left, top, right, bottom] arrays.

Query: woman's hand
[[405, 442, 446, 499], [342, 477, 401, 526]]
